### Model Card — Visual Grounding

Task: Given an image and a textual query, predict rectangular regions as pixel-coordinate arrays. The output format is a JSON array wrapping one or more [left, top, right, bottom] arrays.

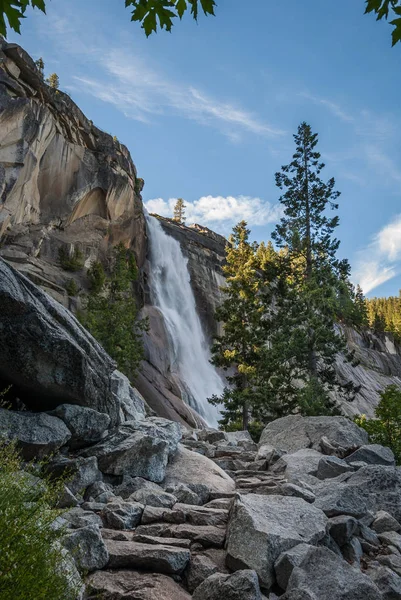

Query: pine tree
[[173, 198, 186, 224], [35, 57, 44, 78], [209, 221, 263, 430], [47, 73, 60, 89], [268, 122, 354, 414], [80, 244, 147, 380]]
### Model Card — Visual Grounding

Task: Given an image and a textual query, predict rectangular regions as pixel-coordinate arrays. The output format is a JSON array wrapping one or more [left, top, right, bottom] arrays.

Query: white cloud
[[145, 195, 283, 231], [71, 51, 284, 140], [299, 92, 354, 123], [353, 215, 401, 293]]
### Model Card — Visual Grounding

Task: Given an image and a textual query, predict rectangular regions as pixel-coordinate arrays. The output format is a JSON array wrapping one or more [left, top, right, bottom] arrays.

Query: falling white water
[[146, 214, 224, 426]]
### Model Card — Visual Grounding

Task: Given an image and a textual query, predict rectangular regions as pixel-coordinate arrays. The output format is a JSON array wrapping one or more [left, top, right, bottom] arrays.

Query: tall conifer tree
[[268, 122, 354, 414], [173, 198, 186, 224]]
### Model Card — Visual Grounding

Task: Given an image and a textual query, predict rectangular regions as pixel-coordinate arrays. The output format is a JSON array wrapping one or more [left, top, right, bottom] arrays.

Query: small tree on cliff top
[[173, 198, 186, 224], [47, 73, 59, 89]]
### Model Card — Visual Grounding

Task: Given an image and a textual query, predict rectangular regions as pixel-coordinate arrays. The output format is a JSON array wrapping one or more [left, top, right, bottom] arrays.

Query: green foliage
[[126, 0, 216, 36], [0, 442, 81, 600], [365, 0, 401, 45], [80, 244, 147, 380], [210, 124, 362, 432], [173, 198, 186, 224], [58, 247, 85, 272], [87, 260, 106, 294], [366, 293, 401, 341], [65, 278, 79, 297], [47, 72, 60, 89], [0, 0, 45, 37], [355, 384, 401, 463], [35, 56, 44, 77], [134, 177, 145, 195]]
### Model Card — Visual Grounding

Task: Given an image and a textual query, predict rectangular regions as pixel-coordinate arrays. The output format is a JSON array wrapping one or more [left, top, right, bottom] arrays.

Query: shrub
[[65, 279, 79, 297], [355, 384, 401, 464], [80, 244, 147, 380], [87, 261, 106, 294], [0, 442, 82, 600], [59, 247, 85, 272]]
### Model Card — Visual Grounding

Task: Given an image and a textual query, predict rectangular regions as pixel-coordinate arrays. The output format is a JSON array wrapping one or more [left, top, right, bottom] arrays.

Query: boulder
[[49, 404, 110, 449], [85, 481, 115, 503], [259, 415, 368, 455], [372, 510, 401, 534], [115, 477, 161, 499], [377, 553, 401, 577], [272, 448, 322, 482], [274, 544, 313, 591], [317, 456, 354, 480], [164, 445, 235, 494], [135, 523, 226, 548], [101, 501, 144, 530], [130, 488, 177, 508], [165, 483, 203, 505], [63, 507, 103, 529], [45, 456, 101, 496], [0, 258, 144, 425], [198, 429, 228, 445], [226, 431, 253, 445], [226, 494, 327, 589], [192, 570, 262, 600], [0, 409, 71, 459], [109, 371, 146, 423], [105, 539, 190, 574], [121, 417, 182, 454], [80, 429, 169, 482], [345, 465, 401, 522], [368, 566, 401, 600], [86, 569, 192, 600], [141, 504, 228, 527], [345, 444, 395, 467], [378, 531, 401, 553], [62, 524, 109, 572], [313, 479, 369, 518], [327, 515, 358, 547], [342, 536, 363, 566], [185, 553, 221, 593], [283, 546, 381, 600]]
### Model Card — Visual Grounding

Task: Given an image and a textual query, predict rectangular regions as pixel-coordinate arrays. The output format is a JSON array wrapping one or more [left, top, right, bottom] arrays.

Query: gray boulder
[[259, 415, 368, 455], [317, 456, 354, 480], [105, 539, 190, 574], [226, 494, 327, 589], [121, 417, 182, 454], [372, 510, 401, 534], [226, 431, 253, 445], [164, 445, 235, 495], [345, 444, 395, 467], [283, 546, 382, 600], [49, 404, 110, 449], [129, 487, 177, 508], [109, 371, 146, 423], [0, 258, 141, 425], [0, 409, 71, 459], [86, 569, 192, 599], [85, 481, 115, 503], [45, 456, 101, 496], [62, 524, 109, 572], [198, 429, 228, 445], [80, 428, 169, 483], [274, 544, 313, 591], [327, 515, 358, 547], [192, 570, 262, 600], [101, 501, 144, 530], [63, 507, 103, 529], [368, 566, 401, 600], [185, 553, 221, 593], [272, 448, 321, 482]]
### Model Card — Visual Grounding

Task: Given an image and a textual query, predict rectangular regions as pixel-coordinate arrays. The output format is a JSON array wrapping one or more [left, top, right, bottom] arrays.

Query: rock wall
[[0, 38, 146, 308]]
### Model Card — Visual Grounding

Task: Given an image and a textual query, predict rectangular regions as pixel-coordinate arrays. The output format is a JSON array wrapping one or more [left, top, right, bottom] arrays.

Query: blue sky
[[8, 0, 401, 297]]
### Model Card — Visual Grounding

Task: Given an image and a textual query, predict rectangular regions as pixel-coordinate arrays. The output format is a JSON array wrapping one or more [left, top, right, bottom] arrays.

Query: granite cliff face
[[0, 38, 146, 309]]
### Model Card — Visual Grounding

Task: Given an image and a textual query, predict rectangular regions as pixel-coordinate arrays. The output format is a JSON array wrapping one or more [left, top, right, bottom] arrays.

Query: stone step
[[132, 534, 192, 548], [141, 504, 228, 527], [105, 539, 190, 574], [135, 523, 226, 548], [86, 570, 191, 600]]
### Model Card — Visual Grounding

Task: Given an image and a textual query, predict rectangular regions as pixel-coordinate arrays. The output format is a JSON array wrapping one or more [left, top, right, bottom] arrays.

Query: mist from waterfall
[[146, 214, 223, 426]]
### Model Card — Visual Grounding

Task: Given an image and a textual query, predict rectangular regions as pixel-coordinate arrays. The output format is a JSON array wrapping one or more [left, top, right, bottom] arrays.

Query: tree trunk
[[242, 399, 249, 431], [303, 140, 312, 280]]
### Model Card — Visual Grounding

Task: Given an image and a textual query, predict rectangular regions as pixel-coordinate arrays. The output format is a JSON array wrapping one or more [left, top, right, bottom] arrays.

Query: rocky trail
[[29, 413, 401, 600]]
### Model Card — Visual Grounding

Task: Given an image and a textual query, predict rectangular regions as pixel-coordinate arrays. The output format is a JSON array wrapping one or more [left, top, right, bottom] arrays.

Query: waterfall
[[146, 214, 223, 426]]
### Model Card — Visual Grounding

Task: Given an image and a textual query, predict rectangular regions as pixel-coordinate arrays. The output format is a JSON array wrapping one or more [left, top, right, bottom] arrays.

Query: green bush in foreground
[[355, 384, 401, 464], [0, 442, 81, 600]]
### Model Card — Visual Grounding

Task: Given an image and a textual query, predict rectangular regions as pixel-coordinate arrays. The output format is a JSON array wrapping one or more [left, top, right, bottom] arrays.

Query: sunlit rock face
[[0, 38, 146, 308]]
